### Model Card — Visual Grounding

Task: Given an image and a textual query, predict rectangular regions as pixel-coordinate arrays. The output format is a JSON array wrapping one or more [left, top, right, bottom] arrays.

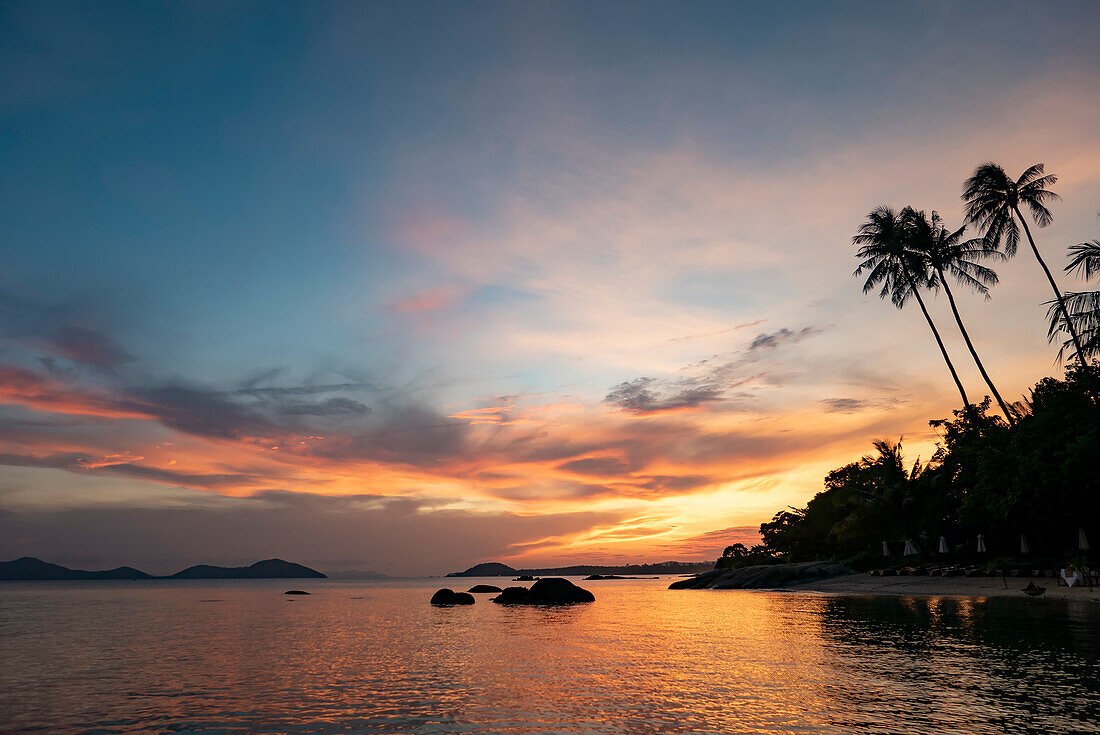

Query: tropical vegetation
[[726, 162, 1099, 569]]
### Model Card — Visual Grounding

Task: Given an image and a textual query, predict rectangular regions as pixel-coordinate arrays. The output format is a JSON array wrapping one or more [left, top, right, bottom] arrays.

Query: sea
[[2, 576, 1098, 734]]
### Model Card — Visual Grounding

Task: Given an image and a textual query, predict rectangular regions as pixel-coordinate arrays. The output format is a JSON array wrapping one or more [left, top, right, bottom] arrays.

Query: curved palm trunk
[[936, 268, 1017, 426], [904, 270, 970, 409], [1014, 207, 1087, 366]]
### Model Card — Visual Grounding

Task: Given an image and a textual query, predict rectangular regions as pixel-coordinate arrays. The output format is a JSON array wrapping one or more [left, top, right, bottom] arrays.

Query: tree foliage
[[757, 366, 1100, 564]]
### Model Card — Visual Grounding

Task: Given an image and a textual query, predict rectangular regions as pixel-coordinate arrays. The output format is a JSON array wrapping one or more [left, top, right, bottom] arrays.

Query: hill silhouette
[[0, 557, 326, 581], [0, 557, 153, 580], [446, 560, 712, 577]]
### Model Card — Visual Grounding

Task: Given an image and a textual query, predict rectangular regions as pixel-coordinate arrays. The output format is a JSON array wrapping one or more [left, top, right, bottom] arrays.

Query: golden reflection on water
[[1, 579, 1098, 734]]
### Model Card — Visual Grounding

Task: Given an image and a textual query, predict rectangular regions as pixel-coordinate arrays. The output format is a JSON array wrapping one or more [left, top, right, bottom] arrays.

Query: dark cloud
[[557, 456, 633, 477], [0, 451, 260, 489], [605, 325, 826, 416], [604, 377, 725, 415], [820, 397, 868, 413], [819, 397, 902, 414], [0, 290, 133, 370], [0, 346, 471, 470], [748, 326, 821, 351], [278, 397, 370, 416], [47, 325, 133, 368], [633, 474, 715, 492]]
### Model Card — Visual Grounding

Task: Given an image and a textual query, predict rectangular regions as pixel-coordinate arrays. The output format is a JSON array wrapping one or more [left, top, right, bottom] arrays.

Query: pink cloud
[[387, 284, 469, 314]]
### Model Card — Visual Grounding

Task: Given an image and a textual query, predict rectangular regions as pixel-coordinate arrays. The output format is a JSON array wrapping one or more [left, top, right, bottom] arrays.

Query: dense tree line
[[757, 365, 1098, 566]]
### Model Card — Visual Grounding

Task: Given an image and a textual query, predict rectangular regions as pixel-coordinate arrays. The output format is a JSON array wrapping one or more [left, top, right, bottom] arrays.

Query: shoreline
[[779, 572, 1100, 601]]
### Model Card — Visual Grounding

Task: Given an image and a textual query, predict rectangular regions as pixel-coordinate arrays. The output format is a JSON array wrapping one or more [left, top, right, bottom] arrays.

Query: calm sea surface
[[2, 577, 1098, 734]]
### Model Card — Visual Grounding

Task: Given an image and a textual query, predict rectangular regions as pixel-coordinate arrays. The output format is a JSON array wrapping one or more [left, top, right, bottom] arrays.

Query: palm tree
[[1046, 239, 1100, 361], [961, 162, 1087, 365], [902, 207, 1016, 425], [854, 206, 971, 408]]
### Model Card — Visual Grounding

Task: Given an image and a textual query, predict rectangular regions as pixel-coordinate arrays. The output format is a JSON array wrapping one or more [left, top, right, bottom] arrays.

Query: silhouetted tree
[[962, 162, 1086, 364], [1047, 238, 1100, 362], [903, 207, 1016, 425], [854, 206, 971, 408]]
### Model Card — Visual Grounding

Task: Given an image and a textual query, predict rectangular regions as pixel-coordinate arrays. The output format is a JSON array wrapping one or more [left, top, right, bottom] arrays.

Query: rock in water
[[491, 577, 594, 605], [467, 584, 503, 593], [283, 590, 310, 595], [430, 588, 476, 606]]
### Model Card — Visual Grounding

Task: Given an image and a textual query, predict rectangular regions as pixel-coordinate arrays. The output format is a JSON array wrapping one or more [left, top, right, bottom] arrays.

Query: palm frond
[[1045, 290, 1100, 361], [1016, 163, 1046, 186], [1066, 240, 1100, 280]]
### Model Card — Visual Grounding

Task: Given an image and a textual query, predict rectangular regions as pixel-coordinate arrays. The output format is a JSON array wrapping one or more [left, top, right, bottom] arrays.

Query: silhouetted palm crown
[[853, 206, 931, 306], [902, 208, 1002, 297], [962, 162, 1059, 254]]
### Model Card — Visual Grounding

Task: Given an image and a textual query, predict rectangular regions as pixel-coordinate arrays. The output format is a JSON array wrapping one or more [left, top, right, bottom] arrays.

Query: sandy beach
[[786, 572, 1100, 602]]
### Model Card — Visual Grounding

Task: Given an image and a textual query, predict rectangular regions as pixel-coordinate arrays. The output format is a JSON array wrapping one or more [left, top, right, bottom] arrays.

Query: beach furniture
[[1059, 568, 1083, 587]]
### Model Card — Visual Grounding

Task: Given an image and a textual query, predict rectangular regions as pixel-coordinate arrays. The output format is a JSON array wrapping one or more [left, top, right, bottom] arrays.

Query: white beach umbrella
[[903, 539, 918, 556], [1020, 534, 1030, 554], [882, 541, 891, 557], [977, 534, 987, 553], [1080, 528, 1091, 551], [938, 536, 949, 554]]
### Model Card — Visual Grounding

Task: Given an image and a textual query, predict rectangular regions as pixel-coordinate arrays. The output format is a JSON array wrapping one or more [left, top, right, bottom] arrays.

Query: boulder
[[283, 590, 311, 595], [668, 561, 851, 590], [430, 588, 475, 606], [514, 575, 536, 581], [492, 577, 595, 605], [467, 584, 502, 593]]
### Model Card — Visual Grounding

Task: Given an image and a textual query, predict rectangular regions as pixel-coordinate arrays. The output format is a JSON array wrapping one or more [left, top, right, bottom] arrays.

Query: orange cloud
[[0, 364, 153, 420]]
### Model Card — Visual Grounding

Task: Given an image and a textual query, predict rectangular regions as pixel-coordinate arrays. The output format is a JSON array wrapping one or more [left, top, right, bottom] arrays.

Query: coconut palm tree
[[854, 206, 971, 408], [961, 162, 1086, 365], [902, 207, 1016, 425], [1046, 239, 1100, 361]]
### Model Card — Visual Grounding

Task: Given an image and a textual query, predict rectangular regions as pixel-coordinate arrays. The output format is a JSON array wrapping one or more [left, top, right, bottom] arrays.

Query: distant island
[[446, 560, 713, 577], [0, 557, 327, 581]]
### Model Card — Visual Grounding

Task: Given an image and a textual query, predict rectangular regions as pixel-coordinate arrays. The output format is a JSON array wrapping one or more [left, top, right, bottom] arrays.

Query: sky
[[2, 1, 1100, 576]]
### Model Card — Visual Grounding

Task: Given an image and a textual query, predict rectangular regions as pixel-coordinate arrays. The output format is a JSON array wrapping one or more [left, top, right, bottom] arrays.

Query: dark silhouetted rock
[[284, 590, 310, 595], [492, 577, 595, 605], [584, 574, 656, 580], [668, 561, 851, 590], [514, 575, 536, 581], [430, 588, 475, 606], [467, 584, 502, 593], [446, 562, 518, 577]]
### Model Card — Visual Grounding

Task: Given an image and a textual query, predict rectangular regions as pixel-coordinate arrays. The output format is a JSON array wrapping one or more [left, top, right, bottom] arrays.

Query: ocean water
[[1, 577, 1098, 734]]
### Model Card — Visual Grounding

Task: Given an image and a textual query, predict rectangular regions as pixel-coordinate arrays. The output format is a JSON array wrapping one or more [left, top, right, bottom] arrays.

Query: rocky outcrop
[[283, 590, 310, 595], [668, 561, 851, 590], [467, 584, 502, 593], [584, 574, 657, 580], [430, 588, 476, 606], [492, 577, 595, 605]]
